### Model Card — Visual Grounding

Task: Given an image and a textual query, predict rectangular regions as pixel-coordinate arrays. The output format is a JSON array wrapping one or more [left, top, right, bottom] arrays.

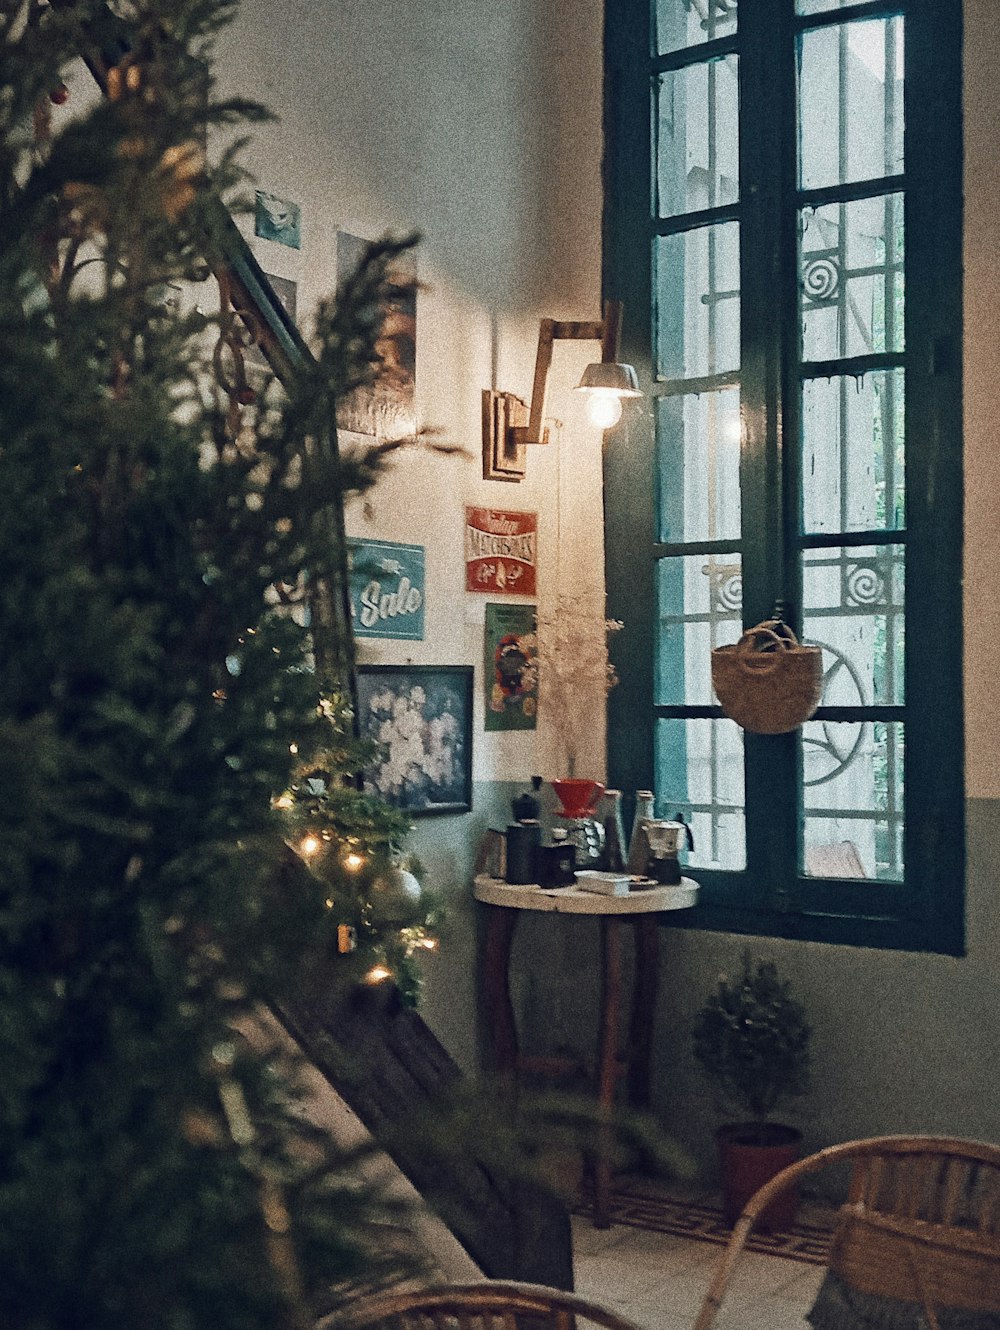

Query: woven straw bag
[[711, 619, 823, 734]]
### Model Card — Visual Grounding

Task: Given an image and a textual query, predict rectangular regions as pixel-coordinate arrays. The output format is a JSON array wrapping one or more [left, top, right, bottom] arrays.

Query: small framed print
[[254, 190, 301, 248], [355, 665, 473, 817]]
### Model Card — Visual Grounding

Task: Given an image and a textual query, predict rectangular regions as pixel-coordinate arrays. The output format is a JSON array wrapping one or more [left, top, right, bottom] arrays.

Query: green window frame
[[603, 0, 964, 953]]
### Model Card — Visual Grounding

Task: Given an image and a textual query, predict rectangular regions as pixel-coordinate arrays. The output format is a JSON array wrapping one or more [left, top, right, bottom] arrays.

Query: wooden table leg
[[481, 904, 520, 1084], [594, 915, 623, 1228], [628, 914, 660, 1109]]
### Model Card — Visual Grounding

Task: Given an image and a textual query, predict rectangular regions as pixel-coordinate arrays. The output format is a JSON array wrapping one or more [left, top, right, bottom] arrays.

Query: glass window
[[655, 0, 737, 57], [798, 18, 905, 192], [800, 370, 905, 534], [605, 0, 963, 953], [654, 223, 740, 381], [656, 57, 739, 218], [656, 389, 742, 544], [657, 717, 746, 871], [800, 193, 904, 361]]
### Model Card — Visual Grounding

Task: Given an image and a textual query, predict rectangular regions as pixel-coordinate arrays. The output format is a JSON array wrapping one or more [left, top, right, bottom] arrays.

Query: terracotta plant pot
[[716, 1123, 802, 1231], [550, 778, 604, 819]]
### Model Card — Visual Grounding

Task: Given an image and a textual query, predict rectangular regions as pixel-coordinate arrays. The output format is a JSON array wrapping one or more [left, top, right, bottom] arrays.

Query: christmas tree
[[0, 0, 436, 1323]]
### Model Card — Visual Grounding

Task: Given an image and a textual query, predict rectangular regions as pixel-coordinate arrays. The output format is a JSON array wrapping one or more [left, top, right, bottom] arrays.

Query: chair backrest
[[693, 1135, 1000, 1330], [328, 1280, 646, 1330]]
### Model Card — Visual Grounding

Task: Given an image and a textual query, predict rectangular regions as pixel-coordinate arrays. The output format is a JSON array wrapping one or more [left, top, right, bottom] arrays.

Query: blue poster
[[348, 539, 425, 640]]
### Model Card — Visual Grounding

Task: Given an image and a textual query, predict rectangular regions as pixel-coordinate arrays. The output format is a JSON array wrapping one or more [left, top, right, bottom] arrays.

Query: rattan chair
[[329, 1281, 646, 1330], [693, 1135, 1000, 1330]]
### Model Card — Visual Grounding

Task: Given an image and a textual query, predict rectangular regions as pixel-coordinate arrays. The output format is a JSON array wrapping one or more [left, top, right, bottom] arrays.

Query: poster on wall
[[465, 506, 537, 596], [254, 191, 301, 249], [484, 603, 537, 732], [348, 538, 425, 640], [335, 230, 416, 441]]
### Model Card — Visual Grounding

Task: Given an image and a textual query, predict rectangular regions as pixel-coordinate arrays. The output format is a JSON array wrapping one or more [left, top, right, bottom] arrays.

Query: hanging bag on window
[[711, 620, 823, 735]]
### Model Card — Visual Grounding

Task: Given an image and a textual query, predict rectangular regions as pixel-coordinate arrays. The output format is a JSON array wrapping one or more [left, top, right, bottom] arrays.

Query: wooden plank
[[272, 986, 573, 1289]]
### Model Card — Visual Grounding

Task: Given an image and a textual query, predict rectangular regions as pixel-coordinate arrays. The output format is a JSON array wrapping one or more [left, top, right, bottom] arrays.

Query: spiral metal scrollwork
[[717, 568, 742, 613], [846, 561, 886, 607], [802, 254, 841, 305], [703, 560, 742, 615]]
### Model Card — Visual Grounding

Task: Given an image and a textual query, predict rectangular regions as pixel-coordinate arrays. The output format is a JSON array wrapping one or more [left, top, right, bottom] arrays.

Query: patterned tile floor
[[572, 1184, 831, 1330]]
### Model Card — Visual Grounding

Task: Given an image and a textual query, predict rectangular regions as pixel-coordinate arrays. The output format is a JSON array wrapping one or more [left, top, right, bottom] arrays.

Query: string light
[[299, 834, 320, 858], [343, 851, 365, 872], [364, 963, 392, 985], [289, 742, 298, 755]]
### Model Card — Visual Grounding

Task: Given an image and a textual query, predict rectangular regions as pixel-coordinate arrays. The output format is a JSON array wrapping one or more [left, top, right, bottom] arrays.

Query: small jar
[[537, 828, 576, 887]]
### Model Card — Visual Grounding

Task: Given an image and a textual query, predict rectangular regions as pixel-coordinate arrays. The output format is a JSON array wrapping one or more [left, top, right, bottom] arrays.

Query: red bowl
[[550, 778, 605, 819]]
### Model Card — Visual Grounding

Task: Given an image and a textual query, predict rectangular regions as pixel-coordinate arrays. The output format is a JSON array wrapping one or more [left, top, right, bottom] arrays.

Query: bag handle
[[735, 620, 798, 674], [751, 618, 799, 646]]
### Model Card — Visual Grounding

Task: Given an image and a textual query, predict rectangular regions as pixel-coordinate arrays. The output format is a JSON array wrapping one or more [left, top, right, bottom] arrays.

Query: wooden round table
[[473, 875, 699, 1227]]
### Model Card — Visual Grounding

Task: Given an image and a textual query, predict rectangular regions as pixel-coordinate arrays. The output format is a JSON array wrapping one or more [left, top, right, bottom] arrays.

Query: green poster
[[484, 602, 538, 732]]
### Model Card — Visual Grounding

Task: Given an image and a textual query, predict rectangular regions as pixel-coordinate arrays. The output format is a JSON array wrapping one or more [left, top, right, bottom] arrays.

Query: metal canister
[[505, 821, 541, 884]]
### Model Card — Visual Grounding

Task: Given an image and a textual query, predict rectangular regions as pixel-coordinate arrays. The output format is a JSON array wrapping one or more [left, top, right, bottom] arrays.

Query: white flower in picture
[[356, 669, 471, 813]]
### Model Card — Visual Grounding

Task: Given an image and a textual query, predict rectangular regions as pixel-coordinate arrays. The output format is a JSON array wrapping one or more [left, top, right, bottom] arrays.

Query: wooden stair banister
[[46, 2, 573, 1287]]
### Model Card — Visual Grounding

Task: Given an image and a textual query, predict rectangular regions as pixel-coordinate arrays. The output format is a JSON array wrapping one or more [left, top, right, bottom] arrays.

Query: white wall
[[220, 0, 609, 789]]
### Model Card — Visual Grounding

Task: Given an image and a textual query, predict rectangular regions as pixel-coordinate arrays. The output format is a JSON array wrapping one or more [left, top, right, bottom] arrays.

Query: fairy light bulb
[[343, 851, 365, 872], [364, 963, 392, 985], [586, 390, 624, 431], [299, 834, 320, 858], [273, 794, 293, 810]]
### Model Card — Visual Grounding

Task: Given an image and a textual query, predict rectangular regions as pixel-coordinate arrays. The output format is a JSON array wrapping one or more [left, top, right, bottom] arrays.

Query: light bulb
[[344, 851, 365, 872], [299, 834, 320, 857], [585, 391, 624, 431], [364, 963, 392, 985], [721, 415, 741, 447]]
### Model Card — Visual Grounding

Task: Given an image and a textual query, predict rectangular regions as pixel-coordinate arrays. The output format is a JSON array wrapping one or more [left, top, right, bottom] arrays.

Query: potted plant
[[692, 955, 812, 1230]]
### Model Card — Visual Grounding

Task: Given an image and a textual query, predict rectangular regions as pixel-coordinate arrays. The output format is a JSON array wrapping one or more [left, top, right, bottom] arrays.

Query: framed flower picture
[[355, 665, 473, 817]]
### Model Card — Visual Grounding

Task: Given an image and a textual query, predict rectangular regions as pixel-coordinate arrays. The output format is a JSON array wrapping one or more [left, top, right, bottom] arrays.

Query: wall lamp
[[482, 299, 642, 482]]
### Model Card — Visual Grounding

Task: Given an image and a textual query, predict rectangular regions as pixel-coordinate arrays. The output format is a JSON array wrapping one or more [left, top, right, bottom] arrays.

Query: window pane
[[655, 222, 740, 380], [798, 18, 905, 192], [802, 720, 903, 881], [657, 389, 741, 543], [797, 0, 859, 13], [800, 193, 903, 361], [656, 0, 737, 57], [803, 545, 904, 706], [656, 57, 739, 218], [801, 369, 904, 534], [657, 554, 742, 706], [657, 717, 746, 870]]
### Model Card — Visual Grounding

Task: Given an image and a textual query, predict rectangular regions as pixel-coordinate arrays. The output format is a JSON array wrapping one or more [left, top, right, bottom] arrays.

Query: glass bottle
[[627, 789, 655, 876], [599, 788, 628, 872]]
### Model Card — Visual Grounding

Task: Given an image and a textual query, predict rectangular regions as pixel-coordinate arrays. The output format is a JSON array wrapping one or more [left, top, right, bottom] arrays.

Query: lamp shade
[[574, 360, 642, 397]]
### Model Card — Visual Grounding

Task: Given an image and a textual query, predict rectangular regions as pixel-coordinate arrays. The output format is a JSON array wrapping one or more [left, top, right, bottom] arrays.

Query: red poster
[[465, 506, 537, 596]]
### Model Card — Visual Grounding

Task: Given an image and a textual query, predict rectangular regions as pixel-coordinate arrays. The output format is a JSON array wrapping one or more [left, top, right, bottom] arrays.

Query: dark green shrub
[[692, 955, 812, 1126]]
